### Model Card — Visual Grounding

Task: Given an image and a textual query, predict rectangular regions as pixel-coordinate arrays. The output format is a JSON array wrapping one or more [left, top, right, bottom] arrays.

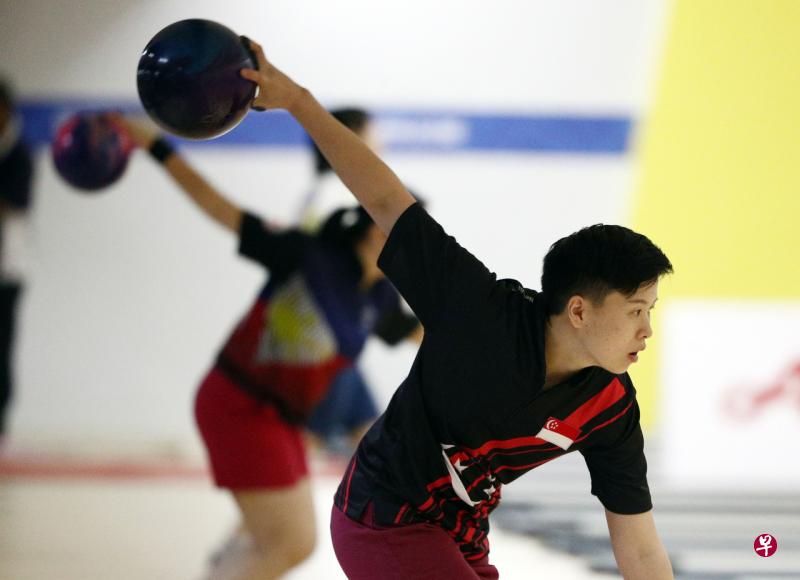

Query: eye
[[633, 309, 642, 317]]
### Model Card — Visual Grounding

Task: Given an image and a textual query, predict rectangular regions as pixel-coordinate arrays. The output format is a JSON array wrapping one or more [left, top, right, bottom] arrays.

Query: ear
[[566, 295, 589, 329]]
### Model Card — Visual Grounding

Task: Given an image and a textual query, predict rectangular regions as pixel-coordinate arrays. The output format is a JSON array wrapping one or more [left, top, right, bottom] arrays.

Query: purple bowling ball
[[51, 113, 133, 192], [136, 19, 258, 140]]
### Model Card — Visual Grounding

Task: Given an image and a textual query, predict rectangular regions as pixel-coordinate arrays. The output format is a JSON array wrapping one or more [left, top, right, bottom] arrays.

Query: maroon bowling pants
[[331, 504, 499, 579]]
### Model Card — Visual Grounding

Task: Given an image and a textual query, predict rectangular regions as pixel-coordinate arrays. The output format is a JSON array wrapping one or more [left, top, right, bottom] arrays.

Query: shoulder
[[238, 212, 312, 270], [495, 279, 539, 300], [597, 371, 638, 409], [242, 212, 309, 242], [490, 280, 546, 328], [578, 370, 639, 429]]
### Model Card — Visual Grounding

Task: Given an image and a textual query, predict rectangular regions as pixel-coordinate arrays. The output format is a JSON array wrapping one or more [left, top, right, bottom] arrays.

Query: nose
[[640, 314, 653, 340]]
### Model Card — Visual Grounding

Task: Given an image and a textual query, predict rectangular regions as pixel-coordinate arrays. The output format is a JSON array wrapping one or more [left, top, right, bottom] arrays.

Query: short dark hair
[[317, 205, 374, 250], [541, 224, 672, 316], [313, 108, 370, 175]]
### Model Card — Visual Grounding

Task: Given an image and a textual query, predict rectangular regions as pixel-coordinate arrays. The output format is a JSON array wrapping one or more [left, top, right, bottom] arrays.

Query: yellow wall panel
[[630, 1, 800, 427]]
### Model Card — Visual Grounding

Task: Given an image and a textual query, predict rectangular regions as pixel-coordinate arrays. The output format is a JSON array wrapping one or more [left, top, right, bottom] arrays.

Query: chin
[[601, 361, 630, 375]]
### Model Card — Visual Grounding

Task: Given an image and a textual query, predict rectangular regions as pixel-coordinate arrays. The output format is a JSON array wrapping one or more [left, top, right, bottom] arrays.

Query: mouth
[[628, 346, 645, 363]]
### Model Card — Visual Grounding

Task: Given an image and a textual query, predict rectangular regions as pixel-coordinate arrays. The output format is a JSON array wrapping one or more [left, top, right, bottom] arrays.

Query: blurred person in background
[[300, 107, 418, 456], [0, 78, 34, 443], [118, 115, 421, 580]]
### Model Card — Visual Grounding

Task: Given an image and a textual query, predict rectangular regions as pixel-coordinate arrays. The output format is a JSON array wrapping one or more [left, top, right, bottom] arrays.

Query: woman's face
[[576, 282, 658, 374]]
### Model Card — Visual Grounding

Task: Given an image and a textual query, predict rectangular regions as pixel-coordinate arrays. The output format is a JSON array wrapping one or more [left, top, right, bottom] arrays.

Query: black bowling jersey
[[334, 204, 651, 561]]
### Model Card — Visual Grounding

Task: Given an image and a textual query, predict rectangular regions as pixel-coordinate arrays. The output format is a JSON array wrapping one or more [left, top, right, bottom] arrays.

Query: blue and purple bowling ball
[[136, 19, 258, 140], [51, 113, 134, 192]]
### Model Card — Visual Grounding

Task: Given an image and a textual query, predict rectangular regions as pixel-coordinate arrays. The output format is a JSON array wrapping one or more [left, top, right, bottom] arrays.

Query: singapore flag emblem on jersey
[[536, 417, 580, 450]]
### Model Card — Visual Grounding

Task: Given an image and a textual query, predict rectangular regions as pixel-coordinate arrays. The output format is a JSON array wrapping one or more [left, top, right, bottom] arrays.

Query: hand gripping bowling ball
[[51, 113, 134, 192], [136, 19, 258, 140]]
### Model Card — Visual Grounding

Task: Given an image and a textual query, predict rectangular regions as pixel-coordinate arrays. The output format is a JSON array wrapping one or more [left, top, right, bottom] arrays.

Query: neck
[[356, 249, 382, 290], [543, 313, 591, 389]]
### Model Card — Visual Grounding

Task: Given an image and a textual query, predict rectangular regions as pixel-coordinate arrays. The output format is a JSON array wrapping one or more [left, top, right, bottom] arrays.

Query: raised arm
[[239, 40, 415, 236], [117, 116, 242, 232]]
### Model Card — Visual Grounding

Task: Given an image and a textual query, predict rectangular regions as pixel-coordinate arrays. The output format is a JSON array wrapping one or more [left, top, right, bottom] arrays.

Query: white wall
[[1, 0, 667, 111], [0, 0, 670, 454], [661, 301, 800, 490]]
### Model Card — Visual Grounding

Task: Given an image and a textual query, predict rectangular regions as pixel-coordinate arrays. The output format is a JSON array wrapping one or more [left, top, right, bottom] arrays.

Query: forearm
[[288, 90, 415, 235], [116, 114, 242, 232], [606, 510, 673, 580], [615, 545, 673, 579], [161, 152, 242, 232]]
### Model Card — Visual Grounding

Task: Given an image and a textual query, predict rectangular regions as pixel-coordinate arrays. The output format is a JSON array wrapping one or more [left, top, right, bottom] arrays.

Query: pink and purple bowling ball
[[51, 113, 134, 192]]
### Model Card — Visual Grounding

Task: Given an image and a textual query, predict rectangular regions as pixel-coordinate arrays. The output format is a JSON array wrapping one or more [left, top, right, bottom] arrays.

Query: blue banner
[[19, 99, 631, 154]]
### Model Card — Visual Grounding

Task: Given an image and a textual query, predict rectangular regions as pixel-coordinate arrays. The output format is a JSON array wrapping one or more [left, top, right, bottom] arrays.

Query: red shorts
[[194, 367, 309, 489]]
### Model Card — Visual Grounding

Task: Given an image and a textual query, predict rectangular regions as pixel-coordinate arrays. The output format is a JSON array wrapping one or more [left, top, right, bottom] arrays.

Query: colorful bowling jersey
[[334, 203, 652, 561], [216, 212, 415, 423]]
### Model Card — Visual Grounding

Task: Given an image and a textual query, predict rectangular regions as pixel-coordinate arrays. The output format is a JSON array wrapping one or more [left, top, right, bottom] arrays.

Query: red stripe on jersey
[[394, 503, 409, 525], [575, 400, 634, 443], [463, 526, 476, 542], [484, 443, 559, 462], [494, 456, 558, 474], [453, 509, 466, 536], [419, 496, 435, 511], [565, 377, 626, 427], [487, 397, 625, 475], [451, 379, 625, 460], [466, 472, 487, 492], [342, 457, 358, 513], [461, 434, 549, 458], [425, 474, 452, 492]]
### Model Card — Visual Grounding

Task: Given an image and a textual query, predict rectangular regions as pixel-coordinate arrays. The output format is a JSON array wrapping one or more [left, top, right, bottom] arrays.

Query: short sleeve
[[238, 211, 308, 277], [377, 203, 497, 329], [580, 396, 652, 514]]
